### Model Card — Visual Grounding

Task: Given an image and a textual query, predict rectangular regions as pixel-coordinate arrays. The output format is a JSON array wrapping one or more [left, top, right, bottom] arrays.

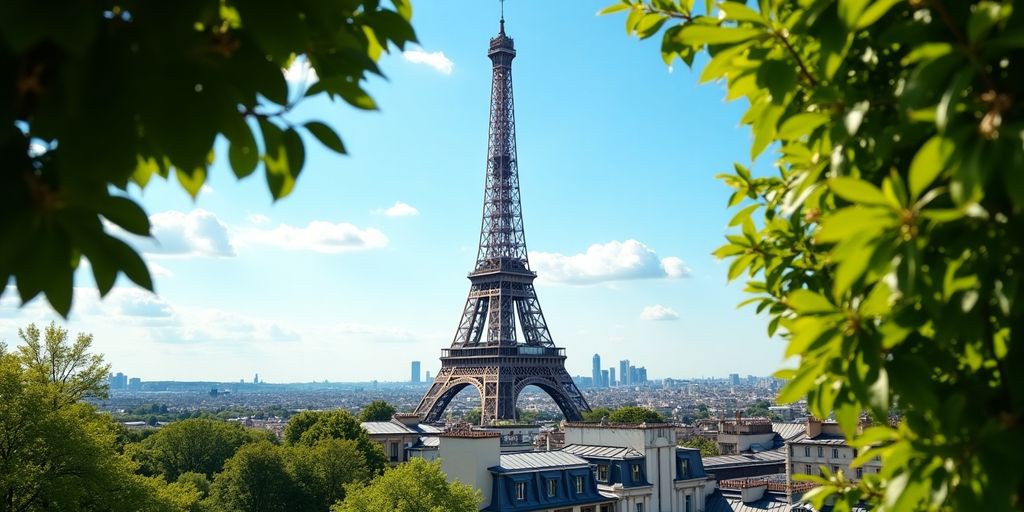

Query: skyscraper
[[411, 361, 421, 384], [609, 367, 616, 387], [730, 373, 740, 386], [601, 369, 609, 388], [592, 354, 602, 388], [619, 360, 630, 386]]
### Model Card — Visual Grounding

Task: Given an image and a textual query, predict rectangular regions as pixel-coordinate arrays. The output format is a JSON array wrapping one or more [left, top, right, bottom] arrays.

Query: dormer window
[[547, 478, 557, 497], [575, 475, 584, 493], [680, 458, 690, 478], [597, 464, 609, 482], [631, 463, 642, 481], [515, 482, 526, 501]]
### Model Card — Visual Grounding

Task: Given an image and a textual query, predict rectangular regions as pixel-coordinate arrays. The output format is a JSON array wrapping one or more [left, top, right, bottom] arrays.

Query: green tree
[[287, 439, 373, 510], [463, 408, 482, 425], [358, 400, 396, 422], [284, 410, 386, 473], [208, 442, 299, 512], [0, 0, 416, 317], [332, 458, 479, 512], [132, 417, 272, 480], [0, 323, 185, 511], [608, 0, 1024, 510], [679, 436, 721, 457], [608, 406, 666, 424], [580, 406, 615, 423]]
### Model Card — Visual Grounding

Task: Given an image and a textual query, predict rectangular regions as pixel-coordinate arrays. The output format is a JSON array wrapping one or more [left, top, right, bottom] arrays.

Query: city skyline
[[0, 2, 782, 382]]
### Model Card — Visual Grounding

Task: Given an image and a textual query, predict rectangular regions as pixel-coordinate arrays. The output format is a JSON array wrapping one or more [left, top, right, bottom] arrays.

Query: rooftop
[[703, 450, 787, 470], [562, 444, 645, 459], [361, 421, 416, 435], [564, 422, 676, 430], [492, 451, 590, 472]]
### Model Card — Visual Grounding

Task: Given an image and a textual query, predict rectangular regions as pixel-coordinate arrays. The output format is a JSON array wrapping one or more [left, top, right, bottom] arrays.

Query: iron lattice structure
[[415, 21, 590, 424]]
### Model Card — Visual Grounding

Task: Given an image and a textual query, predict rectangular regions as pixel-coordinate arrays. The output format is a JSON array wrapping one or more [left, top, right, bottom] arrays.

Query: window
[[832, 448, 839, 458], [817, 446, 824, 457], [582, 508, 595, 512], [636, 503, 645, 512], [600, 506, 610, 512], [575, 475, 584, 493], [390, 442, 399, 462], [856, 468, 863, 479], [680, 458, 690, 478], [685, 495, 693, 512], [832, 465, 839, 474], [547, 478, 558, 497], [515, 482, 526, 501], [597, 464, 609, 482], [631, 463, 642, 481], [804, 446, 811, 457], [804, 464, 811, 475]]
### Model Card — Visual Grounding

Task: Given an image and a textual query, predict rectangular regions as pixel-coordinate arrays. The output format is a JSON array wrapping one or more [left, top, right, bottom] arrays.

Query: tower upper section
[[475, 21, 529, 276]]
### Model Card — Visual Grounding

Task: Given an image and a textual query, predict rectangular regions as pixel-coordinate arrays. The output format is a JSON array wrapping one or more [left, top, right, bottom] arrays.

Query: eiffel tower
[[414, 19, 590, 425]]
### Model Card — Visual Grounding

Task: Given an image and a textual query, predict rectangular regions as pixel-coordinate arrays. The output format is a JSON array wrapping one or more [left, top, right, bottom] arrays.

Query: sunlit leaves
[[609, 0, 1024, 509]]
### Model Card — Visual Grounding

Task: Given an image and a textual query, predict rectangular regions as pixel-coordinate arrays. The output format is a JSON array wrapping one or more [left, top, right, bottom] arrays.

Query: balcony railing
[[442, 345, 564, 358]]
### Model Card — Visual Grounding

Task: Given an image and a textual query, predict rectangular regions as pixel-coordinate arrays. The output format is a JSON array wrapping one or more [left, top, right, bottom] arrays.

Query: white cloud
[[374, 201, 420, 217], [530, 240, 690, 285], [246, 213, 271, 225], [640, 304, 680, 321], [402, 49, 454, 75], [147, 262, 173, 278], [133, 209, 236, 258], [236, 221, 388, 254]]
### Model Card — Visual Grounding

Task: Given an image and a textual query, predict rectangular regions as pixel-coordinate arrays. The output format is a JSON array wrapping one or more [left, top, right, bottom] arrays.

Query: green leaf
[[967, 1, 1002, 42], [175, 167, 207, 199], [227, 120, 259, 179], [838, 0, 868, 29], [787, 289, 836, 314], [830, 177, 888, 206], [676, 24, 764, 45], [728, 203, 761, 227], [817, 206, 896, 243], [777, 362, 822, 404], [99, 196, 151, 236], [305, 121, 347, 154], [855, 0, 902, 29], [867, 367, 889, 417], [719, 2, 766, 25], [778, 113, 830, 140], [757, 60, 797, 104], [598, 3, 631, 15], [909, 136, 954, 199], [105, 236, 153, 292], [132, 156, 160, 189]]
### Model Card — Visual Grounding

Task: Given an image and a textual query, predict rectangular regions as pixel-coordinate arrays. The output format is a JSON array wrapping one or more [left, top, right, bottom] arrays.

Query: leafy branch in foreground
[[0, 0, 416, 316], [607, 0, 1023, 510]]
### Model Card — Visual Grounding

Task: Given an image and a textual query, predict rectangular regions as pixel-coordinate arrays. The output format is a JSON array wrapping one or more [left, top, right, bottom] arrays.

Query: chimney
[[393, 413, 422, 427], [806, 416, 822, 439], [741, 483, 767, 504]]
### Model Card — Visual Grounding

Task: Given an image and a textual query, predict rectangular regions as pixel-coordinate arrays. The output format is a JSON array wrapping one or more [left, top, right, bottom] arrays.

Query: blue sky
[[0, 1, 784, 382]]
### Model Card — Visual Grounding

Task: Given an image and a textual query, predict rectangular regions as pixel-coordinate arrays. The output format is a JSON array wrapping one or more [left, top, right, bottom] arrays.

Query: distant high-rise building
[[108, 372, 128, 390], [592, 354, 602, 388], [729, 373, 740, 386], [609, 367, 616, 387], [128, 377, 142, 391], [620, 360, 630, 386], [411, 361, 421, 383], [425, 371, 431, 381], [637, 367, 647, 384], [601, 369, 609, 388], [253, 373, 260, 384], [629, 365, 637, 385]]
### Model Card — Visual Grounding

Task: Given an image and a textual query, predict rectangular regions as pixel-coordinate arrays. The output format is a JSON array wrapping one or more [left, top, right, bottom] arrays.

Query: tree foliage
[[208, 442, 300, 512], [358, 400, 396, 422], [608, 0, 1024, 510], [0, 323, 187, 511], [131, 417, 272, 480], [580, 406, 615, 423], [332, 458, 479, 512], [608, 406, 667, 424], [679, 436, 721, 457], [283, 410, 386, 473], [0, 0, 416, 317]]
